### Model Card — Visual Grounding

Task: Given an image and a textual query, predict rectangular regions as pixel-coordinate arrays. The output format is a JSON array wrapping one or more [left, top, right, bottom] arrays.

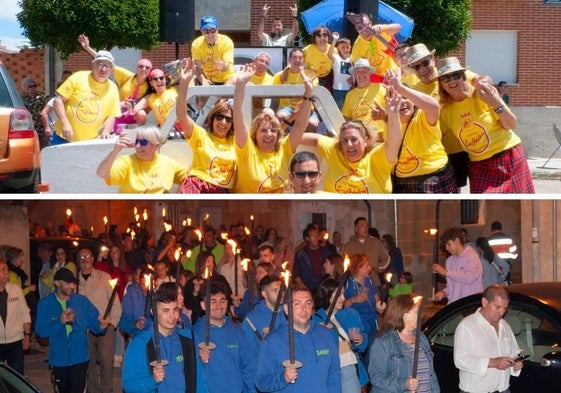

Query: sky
[[0, 0, 30, 51]]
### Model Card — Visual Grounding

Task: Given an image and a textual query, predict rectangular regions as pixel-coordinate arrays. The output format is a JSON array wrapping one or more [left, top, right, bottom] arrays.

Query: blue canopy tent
[[301, 0, 414, 42]]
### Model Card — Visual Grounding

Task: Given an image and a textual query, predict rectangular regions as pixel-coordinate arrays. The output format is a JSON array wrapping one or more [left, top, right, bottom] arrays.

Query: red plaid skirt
[[468, 144, 535, 194], [392, 164, 457, 194], [178, 176, 230, 194]]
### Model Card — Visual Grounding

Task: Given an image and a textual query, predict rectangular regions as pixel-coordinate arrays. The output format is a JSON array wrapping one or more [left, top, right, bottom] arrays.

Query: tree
[[384, 0, 471, 55], [297, 0, 472, 55], [17, 0, 160, 58]]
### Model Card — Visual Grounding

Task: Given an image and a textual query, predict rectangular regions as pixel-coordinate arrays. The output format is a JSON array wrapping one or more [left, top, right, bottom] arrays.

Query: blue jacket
[[344, 275, 380, 336], [119, 283, 146, 336], [242, 302, 287, 393], [255, 320, 341, 393], [36, 292, 104, 367], [234, 288, 262, 321], [312, 307, 369, 385], [368, 330, 440, 393], [193, 316, 253, 393], [122, 325, 207, 393]]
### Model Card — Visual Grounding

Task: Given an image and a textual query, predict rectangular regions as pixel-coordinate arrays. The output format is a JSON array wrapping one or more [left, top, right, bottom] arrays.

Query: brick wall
[[4, 0, 559, 106]]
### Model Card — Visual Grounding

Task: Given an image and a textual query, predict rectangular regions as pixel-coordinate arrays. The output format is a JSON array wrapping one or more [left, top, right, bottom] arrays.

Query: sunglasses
[[411, 59, 432, 71], [316, 33, 329, 38], [439, 71, 465, 84], [138, 64, 151, 70], [202, 28, 217, 34], [94, 62, 113, 70], [135, 139, 149, 146], [151, 76, 166, 82], [293, 171, 320, 180], [215, 113, 233, 123]]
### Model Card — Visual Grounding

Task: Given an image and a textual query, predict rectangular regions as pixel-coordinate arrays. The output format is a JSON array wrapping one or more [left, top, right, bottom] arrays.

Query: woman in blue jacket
[[312, 278, 369, 392], [368, 294, 440, 392]]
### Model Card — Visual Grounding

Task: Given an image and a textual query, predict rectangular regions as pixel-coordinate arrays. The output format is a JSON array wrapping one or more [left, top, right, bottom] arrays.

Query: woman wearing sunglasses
[[176, 58, 237, 193], [96, 126, 186, 193], [232, 63, 313, 193], [438, 57, 534, 193], [132, 69, 179, 127]]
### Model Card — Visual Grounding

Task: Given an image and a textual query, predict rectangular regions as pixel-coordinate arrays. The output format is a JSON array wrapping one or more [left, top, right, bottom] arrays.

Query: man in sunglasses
[[191, 15, 235, 85], [288, 151, 322, 193]]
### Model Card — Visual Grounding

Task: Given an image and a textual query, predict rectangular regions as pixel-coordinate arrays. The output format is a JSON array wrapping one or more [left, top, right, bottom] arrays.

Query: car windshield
[[426, 301, 561, 363]]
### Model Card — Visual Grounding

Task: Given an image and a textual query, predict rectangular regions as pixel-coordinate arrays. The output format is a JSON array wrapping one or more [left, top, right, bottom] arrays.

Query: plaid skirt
[[469, 144, 535, 194], [178, 176, 230, 194], [392, 164, 457, 193]]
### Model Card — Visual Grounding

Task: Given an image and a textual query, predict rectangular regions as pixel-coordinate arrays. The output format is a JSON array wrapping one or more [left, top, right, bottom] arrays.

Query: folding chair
[[538, 123, 561, 168]]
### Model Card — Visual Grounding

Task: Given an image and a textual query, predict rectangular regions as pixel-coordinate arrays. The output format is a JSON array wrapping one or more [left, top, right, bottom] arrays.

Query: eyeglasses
[[202, 28, 217, 34], [151, 76, 166, 82], [135, 139, 150, 146], [259, 128, 280, 135], [94, 62, 113, 70], [215, 113, 233, 123], [317, 33, 329, 38], [138, 64, 151, 70], [293, 171, 320, 179], [439, 71, 465, 84], [411, 59, 432, 71], [78, 254, 92, 260]]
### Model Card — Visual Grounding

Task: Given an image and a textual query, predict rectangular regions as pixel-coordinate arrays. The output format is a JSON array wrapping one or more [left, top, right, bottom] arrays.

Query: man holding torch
[[36, 268, 111, 393], [76, 248, 122, 393], [122, 286, 206, 393]]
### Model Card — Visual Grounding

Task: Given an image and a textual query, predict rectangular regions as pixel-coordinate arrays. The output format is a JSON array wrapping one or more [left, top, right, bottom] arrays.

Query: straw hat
[[435, 57, 468, 78], [405, 43, 435, 67], [349, 58, 375, 76]]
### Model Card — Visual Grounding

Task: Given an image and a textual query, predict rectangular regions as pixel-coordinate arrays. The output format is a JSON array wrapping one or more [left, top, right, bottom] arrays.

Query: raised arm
[[96, 133, 132, 179], [327, 32, 339, 61], [233, 64, 256, 148], [257, 4, 270, 43], [77, 34, 97, 59], [384, 86, 403, 164], [385, 68, 439, 125], [287, 4, 299, 45], [176, 58, 197, 139], [474, 78, 517, 130], [288, 69, 314, 151]]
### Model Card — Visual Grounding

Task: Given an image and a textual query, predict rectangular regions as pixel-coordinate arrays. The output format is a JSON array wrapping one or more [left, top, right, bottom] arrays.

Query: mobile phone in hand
[[514, 354, 530, 362]]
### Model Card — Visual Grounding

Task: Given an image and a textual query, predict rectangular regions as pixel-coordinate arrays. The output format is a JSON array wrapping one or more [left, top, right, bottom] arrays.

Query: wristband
[[302, 96, 315, 102]]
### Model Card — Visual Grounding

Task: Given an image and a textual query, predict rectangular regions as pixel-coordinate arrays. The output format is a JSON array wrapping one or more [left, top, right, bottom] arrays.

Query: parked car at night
[[423, 282, 561, 393], [0, 363, 40, 392], [0, 60, 40, 193]]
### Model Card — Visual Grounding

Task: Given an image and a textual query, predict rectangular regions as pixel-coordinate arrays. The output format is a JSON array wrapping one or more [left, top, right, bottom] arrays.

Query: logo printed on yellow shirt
[[75, 96, 101, 124], [334, 171, 368, 193], [458, 112, 490, 154], [396, 147, 420, 175]]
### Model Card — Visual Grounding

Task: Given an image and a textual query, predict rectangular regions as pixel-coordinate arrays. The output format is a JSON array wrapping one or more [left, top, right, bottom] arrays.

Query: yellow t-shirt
[[107, 153, 186, 193], [251, 72, 274, 86], [113, 66, 150, 101], [351, 34, 398, 77], [234, 137, 293, 193], [187, 124, 237, 189], [401, 72, 420, 89], [395, 110, 448, 177], [55, 71, 121, 141], [147, 87, 178, 126], [303, 44, 333, 77], [440, 92, 521, 162], [341, 83, 387, 135], [191, 34, 235, 83], [272, 68, 318, 109], [316, 136, 393, 193]]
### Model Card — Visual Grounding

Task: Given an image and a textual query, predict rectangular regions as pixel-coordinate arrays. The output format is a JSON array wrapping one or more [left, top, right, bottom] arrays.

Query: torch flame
[[109, 278, 119, 289], [281, 261, 289, 271], [131, 230, 135, 241], [174, 247, 181, 261], [385, 272, 393, 283], [134, 207, 138, 216], [143, 210, 148, 221], [182, 219, 187, 227], [241, 258, 250, 272], [66, 208, 72, 217], [343, 254, 350, 271], [413, 295, 423, 304], [221, 232, 229, 241], [194, 229, 202, 241], [144, 274, 151, 291], [162, 208, 166, 217], [204, 213, 210, 221], [103, 216, 108, 225], [135, 214, 140, 222], [187, 217, 192, 226], [250, 215, 254, 221], [226, 239, 237, 254], [244, 227, 250, 235], [281, 270, 290, 287], [204, 267, 211, 280], [323, 232, 329, 240], [186, 250, 192, 258], [163, 222, 172, 232]]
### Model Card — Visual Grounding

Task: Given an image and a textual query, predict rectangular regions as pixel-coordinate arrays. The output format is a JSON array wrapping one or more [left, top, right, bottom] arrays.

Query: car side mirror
[[541, 352, 561, 369]]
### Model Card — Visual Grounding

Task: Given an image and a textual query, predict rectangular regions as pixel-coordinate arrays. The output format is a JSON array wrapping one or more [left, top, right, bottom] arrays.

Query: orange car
[[0, 60, 40, 193]]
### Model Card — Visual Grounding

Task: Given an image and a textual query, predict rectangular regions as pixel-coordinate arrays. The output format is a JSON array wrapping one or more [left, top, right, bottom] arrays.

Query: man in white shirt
[[454, 285, 524, 393]]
